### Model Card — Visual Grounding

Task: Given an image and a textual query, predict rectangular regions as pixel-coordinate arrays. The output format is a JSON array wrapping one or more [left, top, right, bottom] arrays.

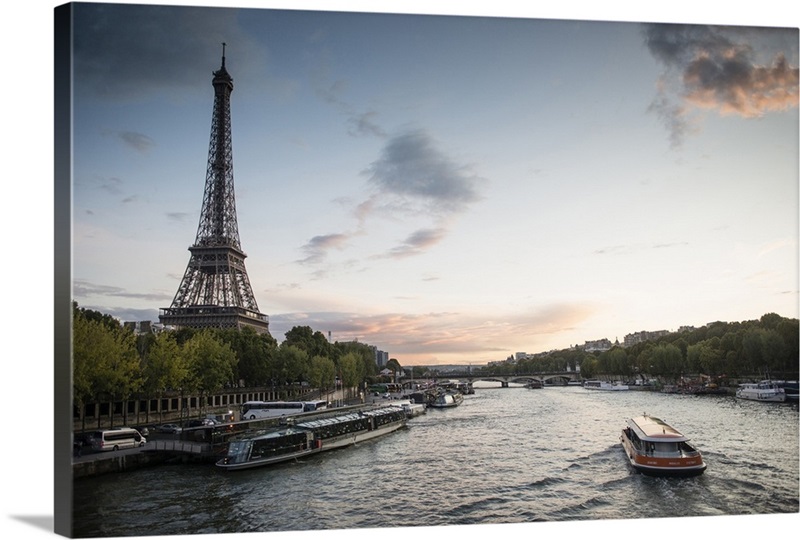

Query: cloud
[[364, 130, 483, 214], [384, 227, 448, 259], [98, 176, 124, 196], [299, 130, 485, 269], [593, 241, 688, 255], [268, 302, 597, 365], [73, 279, 173, 303], [312, 63, 387, 139], [642, 24, 799, 147], [347, 110, 387, 138], [298, 233, 350, 265], [166, 212, 192, 223], [118, 131, 155, 153]]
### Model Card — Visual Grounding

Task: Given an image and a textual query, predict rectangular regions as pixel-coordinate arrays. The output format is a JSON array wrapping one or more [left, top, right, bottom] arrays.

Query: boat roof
[[626, 415, 689, 442], [296, 406, 402, 429]]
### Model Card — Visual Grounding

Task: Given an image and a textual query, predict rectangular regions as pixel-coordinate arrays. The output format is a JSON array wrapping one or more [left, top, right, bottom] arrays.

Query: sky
[[65, 1, 800, 367], [1, 2, 798, 540]]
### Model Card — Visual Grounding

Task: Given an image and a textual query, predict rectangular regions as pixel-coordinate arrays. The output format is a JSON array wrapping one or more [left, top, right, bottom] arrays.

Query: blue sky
[[63, 2, 800, 366]]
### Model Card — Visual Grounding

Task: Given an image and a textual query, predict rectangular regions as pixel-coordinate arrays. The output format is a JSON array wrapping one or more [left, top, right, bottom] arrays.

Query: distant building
[[123, 320, 161, 335], [623, 330, 670, 347], [368, 345, 389, 368], [583, 338, 613, 352]]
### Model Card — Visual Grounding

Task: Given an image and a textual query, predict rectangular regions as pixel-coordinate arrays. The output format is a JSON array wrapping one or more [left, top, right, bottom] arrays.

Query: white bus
[[240, 400, 328, 420], [89, 428, 146, 452], [302, 400, 328, 412]]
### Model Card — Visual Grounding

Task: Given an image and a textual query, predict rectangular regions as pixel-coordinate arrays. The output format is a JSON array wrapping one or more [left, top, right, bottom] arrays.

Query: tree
[[275, 344, 310, 389], [217, 327, 277, 386], [742, 329, 766, 374], [91, 323, 141, 428], [309, 355, 337, 399], [761, 329, 787, 376], [283, 326, 331, 358], [598, 347, 630, 377], [73, 301, 122, 333], [338, 352, 363, 399], [579, 355, 598, 379], [688, 341, 723, 377], [184, 331, 237, 417], [334, 341, 378, 379], [386, 358, 402, 380], [141, 331, 189, 423], [72, 312, 106, 432], [649, 343, 684, 380]]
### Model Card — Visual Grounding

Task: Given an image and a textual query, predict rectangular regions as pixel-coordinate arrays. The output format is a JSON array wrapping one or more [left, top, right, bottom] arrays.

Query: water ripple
[[72, 386, 799, 536]]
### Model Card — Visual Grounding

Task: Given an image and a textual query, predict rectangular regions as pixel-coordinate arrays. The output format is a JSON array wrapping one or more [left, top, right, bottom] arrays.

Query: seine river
[[71, 384, 799, 539]]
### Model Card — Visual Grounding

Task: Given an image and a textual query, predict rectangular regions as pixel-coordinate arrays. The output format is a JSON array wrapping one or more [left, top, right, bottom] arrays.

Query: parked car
[[185, 418, 217, 428], [156, 424, 182, 434]]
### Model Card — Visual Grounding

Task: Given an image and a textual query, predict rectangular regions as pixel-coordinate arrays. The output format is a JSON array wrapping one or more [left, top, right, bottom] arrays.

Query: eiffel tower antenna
[[159, 49, 270, 334]]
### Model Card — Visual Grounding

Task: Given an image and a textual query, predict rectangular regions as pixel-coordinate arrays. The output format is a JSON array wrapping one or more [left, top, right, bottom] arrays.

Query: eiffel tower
[[160, 45, 270, 334]]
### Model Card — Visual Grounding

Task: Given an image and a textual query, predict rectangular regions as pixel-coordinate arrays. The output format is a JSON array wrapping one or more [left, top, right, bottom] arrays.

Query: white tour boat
[[428, 391, 464, 408], [735, 381, 786, 402], [216, 405, 407, 471], [620, 414, 706, 477], [584, 380, 629, 391]]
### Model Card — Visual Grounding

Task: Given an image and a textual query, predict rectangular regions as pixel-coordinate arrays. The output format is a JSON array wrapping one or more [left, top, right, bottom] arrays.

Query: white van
[[89, 428, 147, 451]]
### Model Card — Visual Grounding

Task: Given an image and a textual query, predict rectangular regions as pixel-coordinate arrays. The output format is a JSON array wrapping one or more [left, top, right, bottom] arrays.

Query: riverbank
[[73, 448, 173, 480]]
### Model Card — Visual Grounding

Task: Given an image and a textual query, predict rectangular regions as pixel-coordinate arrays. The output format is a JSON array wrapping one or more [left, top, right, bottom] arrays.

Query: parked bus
[[240, 401, 305, 420], [89, 428, 146, 452], [302, 400, 328, 412], [240, 400, 328, 420]]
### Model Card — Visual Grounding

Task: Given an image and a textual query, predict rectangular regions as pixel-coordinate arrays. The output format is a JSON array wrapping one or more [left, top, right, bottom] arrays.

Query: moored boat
[[584, 380, 629, 391], [774, 381, 798, 402], [620, 414, 706, 477], [216, 405, 407, 471], [735, 381, 786, 402], [428, 390, 464, 408]]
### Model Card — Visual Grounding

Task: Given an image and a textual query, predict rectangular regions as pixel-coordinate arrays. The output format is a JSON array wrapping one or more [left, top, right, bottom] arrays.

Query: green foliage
[[309, 355, 337, 391], [183, 330, 238, 401], [73, 301, 121, 333], [216, 327, 277, 385], [283, 326, 332, 358], [386, 358, 402, 374], [72, 307, 386, 414], [142, 331, 189, 394], [72, 307, 142, 427], [275, 344, 311, 384], [480, 313, 798, 381], [338, 352, 363, 394]]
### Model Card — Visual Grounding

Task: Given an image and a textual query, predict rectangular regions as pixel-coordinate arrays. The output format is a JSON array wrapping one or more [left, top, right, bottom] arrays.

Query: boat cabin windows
[[250, 432, 309, 458]]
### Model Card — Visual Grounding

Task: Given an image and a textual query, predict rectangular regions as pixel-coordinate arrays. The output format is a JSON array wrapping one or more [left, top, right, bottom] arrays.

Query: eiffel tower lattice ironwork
[[160, 46, 270, 334]]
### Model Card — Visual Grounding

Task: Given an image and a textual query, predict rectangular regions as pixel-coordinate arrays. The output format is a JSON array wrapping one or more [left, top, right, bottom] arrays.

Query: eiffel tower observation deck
[[160, 46, 270, 334]]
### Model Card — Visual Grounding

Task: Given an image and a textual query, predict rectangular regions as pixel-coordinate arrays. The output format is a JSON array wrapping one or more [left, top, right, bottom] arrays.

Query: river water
[[71, 384, 799, 538]]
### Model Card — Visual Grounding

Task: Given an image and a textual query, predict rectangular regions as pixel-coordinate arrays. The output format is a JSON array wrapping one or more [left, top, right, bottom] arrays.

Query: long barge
[[620, 414, 706, 477], [216, 405, 407, 471]]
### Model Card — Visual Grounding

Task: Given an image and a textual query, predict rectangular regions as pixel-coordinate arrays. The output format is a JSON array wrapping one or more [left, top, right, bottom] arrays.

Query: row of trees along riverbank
[[478, 313, 798, 383], [72, 302, 400, 432]]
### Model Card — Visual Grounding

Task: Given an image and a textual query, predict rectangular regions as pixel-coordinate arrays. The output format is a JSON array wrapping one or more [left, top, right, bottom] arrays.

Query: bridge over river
[[398, 371, 583, 388]]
